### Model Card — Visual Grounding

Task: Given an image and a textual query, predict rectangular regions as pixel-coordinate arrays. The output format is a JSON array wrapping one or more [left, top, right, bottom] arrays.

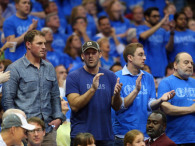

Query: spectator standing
[[158, 52, 195, 145], [66, 41, 122, 146], [2, 30, 65, 146]]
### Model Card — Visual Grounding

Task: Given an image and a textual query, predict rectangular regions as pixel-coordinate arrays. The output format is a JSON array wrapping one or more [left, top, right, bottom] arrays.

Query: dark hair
[[144, 7, 159, 17], [109, 62, 122, 71], [24, 30, 45, 49], [174, 12, 186, 21], [98, 16, 109, 25], [72, 16, 87, 28], [165, 63, 174, 76], [27, 117, 45, 130], [73, 133, 95, 146], [149, 110, 167, 126], [123, 43, 143, 62]]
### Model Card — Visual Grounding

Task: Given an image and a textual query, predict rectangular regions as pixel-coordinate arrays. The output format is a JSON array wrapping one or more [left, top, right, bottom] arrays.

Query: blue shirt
[[3, 15, 41, 62], [158, 75, 195, 144], [2, 56, 65, 133], [113, 65, 156, 137], [52, 32, 68, 53], [137, 25, 168, 77], [167, 29, 195, 62], [66, 67, 117, 140]]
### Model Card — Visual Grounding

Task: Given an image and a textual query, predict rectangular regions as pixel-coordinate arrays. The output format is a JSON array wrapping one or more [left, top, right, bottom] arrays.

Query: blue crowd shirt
[[100, 56, 115, 70], [3, 15, 41, 62], [167, 29, 195, 63], [66, 67, 117, 140], [52, 32, 68, 53], [137, 25, 168, 77], [2, 56, 65, 133], [93, 33, 121, 57], [158, 75, 195, 144], [113, 65, 156, 137]]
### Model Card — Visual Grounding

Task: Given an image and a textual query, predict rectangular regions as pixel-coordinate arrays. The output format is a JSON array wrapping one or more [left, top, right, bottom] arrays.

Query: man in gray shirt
[[2, 30, 65, 146]]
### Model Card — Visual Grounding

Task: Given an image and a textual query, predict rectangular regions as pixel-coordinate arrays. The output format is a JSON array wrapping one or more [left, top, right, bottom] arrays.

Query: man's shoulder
[[7, 57, 24, 69], [156, 134, 177, 145], [99, 67, 116, 77]]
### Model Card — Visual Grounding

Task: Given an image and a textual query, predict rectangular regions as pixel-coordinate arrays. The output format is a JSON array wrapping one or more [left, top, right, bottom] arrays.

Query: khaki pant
[[42, 129, 57, 146]]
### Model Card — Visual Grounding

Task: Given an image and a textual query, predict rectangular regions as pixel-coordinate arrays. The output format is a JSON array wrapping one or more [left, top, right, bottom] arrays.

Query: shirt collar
[[122, 65, 144, 76], [22, 55, 45, 68]]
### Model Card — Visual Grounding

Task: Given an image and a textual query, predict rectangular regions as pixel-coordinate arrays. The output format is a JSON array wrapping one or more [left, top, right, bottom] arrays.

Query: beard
[[147, 125, 165, 139], [177, 68, 193, 79]]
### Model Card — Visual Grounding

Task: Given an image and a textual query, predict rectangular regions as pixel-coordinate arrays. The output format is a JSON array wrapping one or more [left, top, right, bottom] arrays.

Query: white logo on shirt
[[124, 85, 147, 95], [87, 84, 105, 90], [176, 88, 195, 97]]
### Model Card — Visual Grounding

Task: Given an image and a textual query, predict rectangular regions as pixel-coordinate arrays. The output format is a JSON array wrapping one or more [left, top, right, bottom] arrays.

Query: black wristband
[[170, 31, 175, 35]]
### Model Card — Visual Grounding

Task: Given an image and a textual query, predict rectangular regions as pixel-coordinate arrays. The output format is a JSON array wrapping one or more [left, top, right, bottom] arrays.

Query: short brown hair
[[123, 43, 143, 62], [0, 59, 12, 71], [27, 117, 45, 130], [124, 130, 144, 145], [73, 133, 95, 146], [24, 30, 45, 49]]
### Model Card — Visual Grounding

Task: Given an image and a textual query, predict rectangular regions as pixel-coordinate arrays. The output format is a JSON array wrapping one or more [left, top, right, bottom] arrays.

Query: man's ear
[[43, 130, 46, 137], [173, 62, 177, 70], [81, 53, 84, 60], [99, 51, 102, 58], [26, 41, 31, 50], [127, 54, 133, 62]]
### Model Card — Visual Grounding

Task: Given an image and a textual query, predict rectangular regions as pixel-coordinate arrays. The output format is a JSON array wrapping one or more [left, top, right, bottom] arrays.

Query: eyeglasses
[[150, 15, 160, 18], [28, 128, 43, 134]]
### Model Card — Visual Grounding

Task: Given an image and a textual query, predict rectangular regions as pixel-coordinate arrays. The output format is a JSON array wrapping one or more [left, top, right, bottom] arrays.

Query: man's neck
[[173, 72, 188, 80], [127, 63, 140, 75], [28, 142, 41, 146], [1, 132, 14, 146], [84, 65, 99, 74], [25, 53, 41, 69], [16, 12, 28, 19], [175, 26, 186, 31]]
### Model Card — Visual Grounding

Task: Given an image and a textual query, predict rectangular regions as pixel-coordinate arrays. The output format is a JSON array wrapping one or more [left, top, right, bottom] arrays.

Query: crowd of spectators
[[0, 0, 195, 146]]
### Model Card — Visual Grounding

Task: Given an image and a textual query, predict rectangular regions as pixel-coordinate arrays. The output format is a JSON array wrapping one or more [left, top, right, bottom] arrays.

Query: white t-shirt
[[0, 134, 7, 146]]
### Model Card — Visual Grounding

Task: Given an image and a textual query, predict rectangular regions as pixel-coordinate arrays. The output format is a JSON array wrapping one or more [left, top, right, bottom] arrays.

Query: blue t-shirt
[[113, 66, 156, 137], [3, 15, 41, 62], [100, 56, 115, 70], [158, 75, 195, 144], [167, 29, 195, 63], [93, 34, 121, 57], [46, 50, 64, 67], [66, 67, 117, 140], [52, 32, 68, 53], [137, 25, 168, 77]]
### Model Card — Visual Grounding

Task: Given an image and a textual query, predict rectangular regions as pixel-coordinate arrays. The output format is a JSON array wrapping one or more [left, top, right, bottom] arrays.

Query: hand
[[28, 19, 38, 31], [169, 20, 175, 32], [160, 90, 175, 102], [1, 42, 14, 51], [161, 13, 169, 25], [135, 73, 143, 92], [110, 28, 116, 37], [58, 75, 65, 88], [92, 73, 104, 90], [114, 78, 123, 96], [0, 71, 10, 83], [77, 25, 86, 34], [48, 119, 61, 130]]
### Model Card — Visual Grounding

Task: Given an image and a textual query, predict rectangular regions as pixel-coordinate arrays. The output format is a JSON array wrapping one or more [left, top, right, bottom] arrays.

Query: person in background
[[131, 6, 145, 27], [73, 133, 96, 146], [109, 62, 122, 73], [145, 110, 176, 146], [97, 37, 119, 70], [187, 19, 195, 31], [27, 117, 46, 146], [124, 130, 145, 146], [0, 113, 35, 146], [57, 97, 71, 146], [55, 65, 67, 98]]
